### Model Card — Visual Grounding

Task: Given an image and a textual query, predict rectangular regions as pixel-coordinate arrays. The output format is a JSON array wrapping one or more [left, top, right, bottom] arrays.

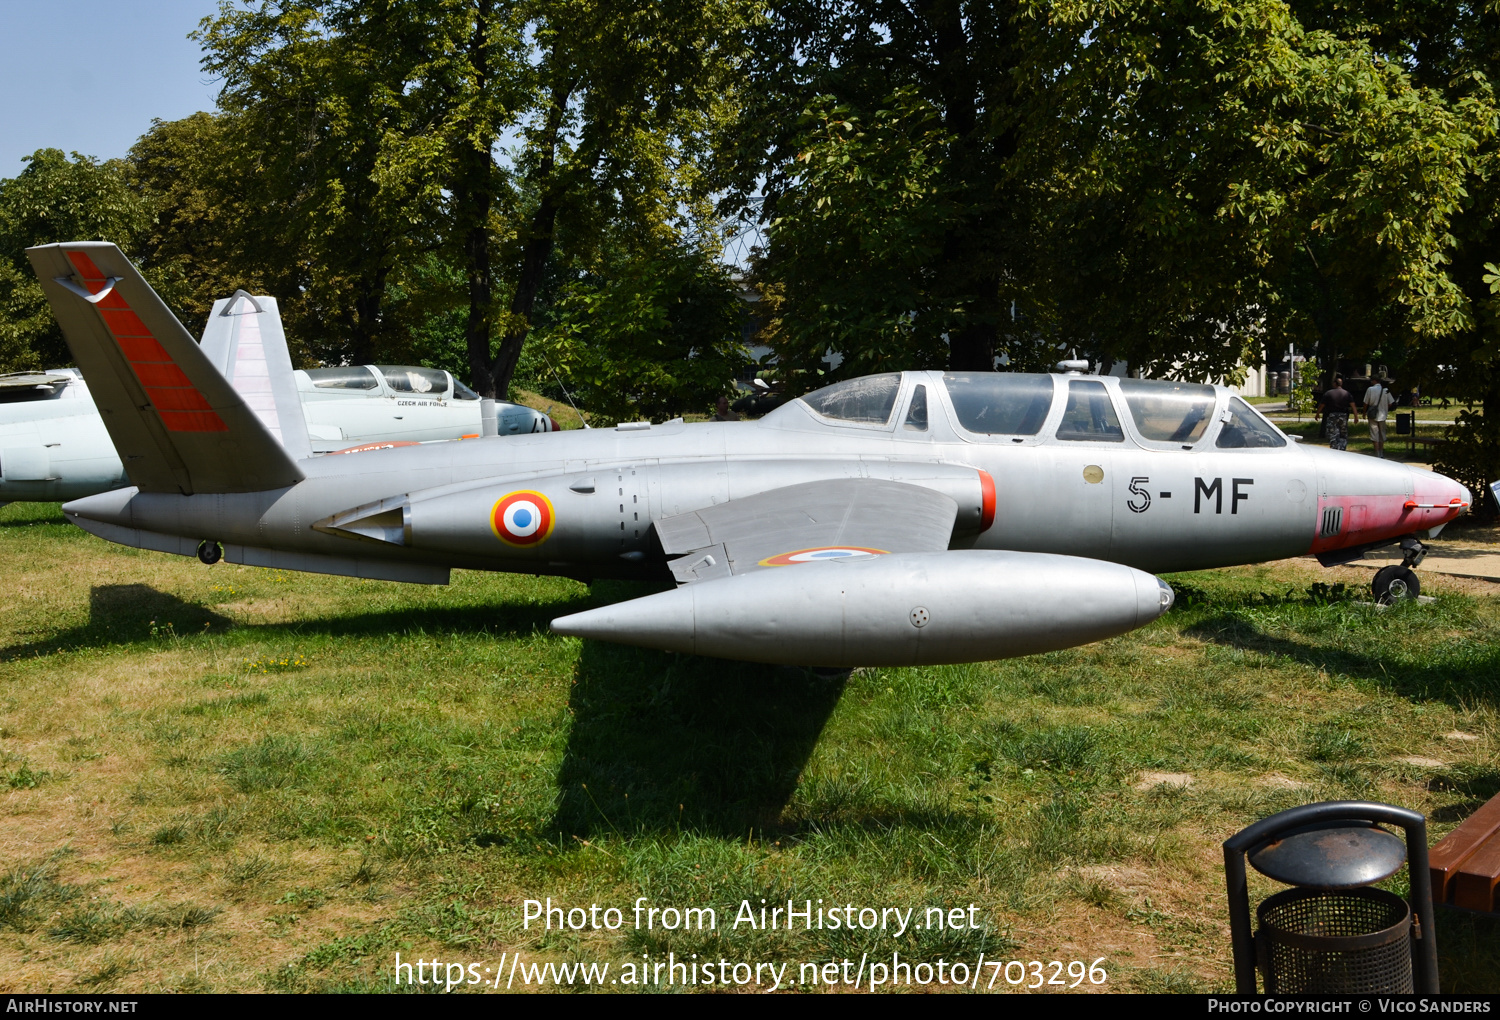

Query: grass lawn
[[0, 501, 1496, 993]]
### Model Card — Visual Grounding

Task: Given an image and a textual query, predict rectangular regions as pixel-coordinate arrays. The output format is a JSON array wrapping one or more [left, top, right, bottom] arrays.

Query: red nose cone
[[1311, 465, 1470, 556]]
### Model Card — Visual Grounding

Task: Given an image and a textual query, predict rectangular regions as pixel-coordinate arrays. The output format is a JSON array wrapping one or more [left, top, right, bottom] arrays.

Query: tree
[[735, 1, 1488, 392], [535, 238, 749, 423], [0, 150, 151, 371], [196, 0, 448, 366], [1031, 1, 1487, 382], [194, 0, 756, 403], [125, 113, 265, 342], [413, 0, 758, 398], [732, 1, 1031, 378]]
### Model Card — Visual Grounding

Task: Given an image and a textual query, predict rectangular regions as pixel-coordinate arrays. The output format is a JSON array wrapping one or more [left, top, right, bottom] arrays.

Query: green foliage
[[1288, 357, 1319, 414], [1434, 410, 1500, 516], [537, 241, 749, 422], [0, 150, 150, 371], [738, 1, 1495, 389], [753, 90, 960, 380]]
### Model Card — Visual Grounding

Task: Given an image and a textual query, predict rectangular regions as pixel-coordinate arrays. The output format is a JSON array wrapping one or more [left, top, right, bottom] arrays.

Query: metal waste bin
[[1224, 801, 1439, 994], [1396, 412, 1414, 435]]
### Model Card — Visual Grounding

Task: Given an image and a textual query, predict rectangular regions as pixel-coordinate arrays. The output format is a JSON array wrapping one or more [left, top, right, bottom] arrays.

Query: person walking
[[1363, 376, 1397, 458], [1316, 375, 1358, 451]]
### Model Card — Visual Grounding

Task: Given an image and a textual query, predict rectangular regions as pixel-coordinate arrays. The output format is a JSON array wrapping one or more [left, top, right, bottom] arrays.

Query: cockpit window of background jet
[[24, 242, 1473, 668]]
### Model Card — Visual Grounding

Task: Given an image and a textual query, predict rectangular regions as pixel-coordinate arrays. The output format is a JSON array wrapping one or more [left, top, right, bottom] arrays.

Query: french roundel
[[490, 490, 556, 547], [758, 546, 888, 567]]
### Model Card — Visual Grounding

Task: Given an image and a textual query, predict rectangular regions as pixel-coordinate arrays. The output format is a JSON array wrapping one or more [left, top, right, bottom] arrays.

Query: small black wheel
[[197, 540, 222, 565], [1372, 564, 1419, 604]]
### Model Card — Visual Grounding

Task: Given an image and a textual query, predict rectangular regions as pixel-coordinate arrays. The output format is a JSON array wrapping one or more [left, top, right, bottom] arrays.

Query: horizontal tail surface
[[26, 242, 304, 494]]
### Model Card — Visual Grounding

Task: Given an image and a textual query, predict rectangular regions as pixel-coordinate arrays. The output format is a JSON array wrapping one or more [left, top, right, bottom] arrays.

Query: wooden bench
[[1430, 792, 1500, 913]]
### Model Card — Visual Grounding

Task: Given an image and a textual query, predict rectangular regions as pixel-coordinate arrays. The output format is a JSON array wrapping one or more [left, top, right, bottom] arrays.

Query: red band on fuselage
[[1309, 490, 1467, 554]]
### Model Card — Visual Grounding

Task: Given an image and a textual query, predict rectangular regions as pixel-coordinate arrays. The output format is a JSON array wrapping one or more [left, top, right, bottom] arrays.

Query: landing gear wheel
[[1372, 564, 1419, 604], [196, 540, 222, 565]]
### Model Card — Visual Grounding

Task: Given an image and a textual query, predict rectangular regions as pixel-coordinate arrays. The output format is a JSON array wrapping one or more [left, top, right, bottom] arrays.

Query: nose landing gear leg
[[1372, 537, 1427, 604]]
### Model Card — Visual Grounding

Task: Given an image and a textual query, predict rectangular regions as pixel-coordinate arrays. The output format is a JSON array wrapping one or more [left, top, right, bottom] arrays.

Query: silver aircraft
[[29, 242, 1471, 667], [0, 304, 554, 505]]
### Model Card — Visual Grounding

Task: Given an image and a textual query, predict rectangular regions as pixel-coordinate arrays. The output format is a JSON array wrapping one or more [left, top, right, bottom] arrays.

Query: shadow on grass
[[1, 584, 236, 660], [1436, 909, 1500, 993], [1184, 613, 1500, 708], [0, 502, 66, 527], [550, 638, 848, 839], [0, 583, 595, 660]]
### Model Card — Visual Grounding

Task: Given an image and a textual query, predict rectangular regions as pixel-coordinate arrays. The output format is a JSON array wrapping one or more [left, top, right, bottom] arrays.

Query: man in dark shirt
[[1316, 375, 1359, 451]]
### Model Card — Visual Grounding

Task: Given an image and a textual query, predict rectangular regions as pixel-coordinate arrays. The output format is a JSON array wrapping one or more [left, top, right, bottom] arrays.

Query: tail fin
[[199, 290, 312, 459], [26, 242, 304, 494]]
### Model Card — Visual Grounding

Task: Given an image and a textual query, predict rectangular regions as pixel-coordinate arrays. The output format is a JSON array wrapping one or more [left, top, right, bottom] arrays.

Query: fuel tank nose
[[1134, 572, 1174, 624]]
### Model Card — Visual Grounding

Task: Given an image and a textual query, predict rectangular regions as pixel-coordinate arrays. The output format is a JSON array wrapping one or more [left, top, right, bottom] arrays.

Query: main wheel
[[197, 540, 222, 565], [1372, 564, 1419, 604]]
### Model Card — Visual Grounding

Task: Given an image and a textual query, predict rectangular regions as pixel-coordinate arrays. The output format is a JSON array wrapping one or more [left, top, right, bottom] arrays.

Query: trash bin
[[1223, 801, 1439, 994], [1396, 412, 1413, 436]]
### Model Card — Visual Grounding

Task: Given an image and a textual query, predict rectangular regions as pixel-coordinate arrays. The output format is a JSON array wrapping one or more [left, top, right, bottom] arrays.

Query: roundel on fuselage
[[491, 490, 556, 547]]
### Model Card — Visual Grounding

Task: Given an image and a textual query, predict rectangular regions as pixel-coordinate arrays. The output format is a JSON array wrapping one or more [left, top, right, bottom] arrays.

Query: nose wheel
[[1372, 565, 1419, 603], [1372, 537, 1427, 604], [197, 540, 222, 565]]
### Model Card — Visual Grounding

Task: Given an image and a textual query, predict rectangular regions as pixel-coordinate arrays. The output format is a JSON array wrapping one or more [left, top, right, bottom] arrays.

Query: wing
[[655, 477, 958, 583], [26, 242, 304, 495]]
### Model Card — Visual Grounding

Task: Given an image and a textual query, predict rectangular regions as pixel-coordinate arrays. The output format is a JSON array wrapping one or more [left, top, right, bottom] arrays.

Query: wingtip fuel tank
[[551, 550, 1174, 667]]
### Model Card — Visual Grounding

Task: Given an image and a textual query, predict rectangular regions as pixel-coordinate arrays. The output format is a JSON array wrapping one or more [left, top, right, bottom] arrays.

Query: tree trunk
[[486, 81, 575, 398], [458, 0, 499, 397]]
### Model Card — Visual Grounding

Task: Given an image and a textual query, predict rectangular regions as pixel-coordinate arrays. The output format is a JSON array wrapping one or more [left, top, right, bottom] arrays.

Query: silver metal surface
[[552, 550, 1170, 666]]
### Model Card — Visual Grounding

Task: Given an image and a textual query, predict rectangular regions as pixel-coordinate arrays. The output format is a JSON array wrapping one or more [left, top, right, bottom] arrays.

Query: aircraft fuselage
[[62, 371, 1467, 585]]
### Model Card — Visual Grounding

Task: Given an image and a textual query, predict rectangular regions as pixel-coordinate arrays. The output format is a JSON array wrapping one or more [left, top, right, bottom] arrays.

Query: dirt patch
[[1074, 865, 1152, 892], [1443, 731, 1480, 742], [1135, 772, 1194, 791], [1397, 756, 1448, 768], [1256, 773, 1305, 789]]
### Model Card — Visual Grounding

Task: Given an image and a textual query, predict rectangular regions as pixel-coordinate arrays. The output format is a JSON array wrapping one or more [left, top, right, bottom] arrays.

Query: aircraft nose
[[1408, 465, 1471, 513]]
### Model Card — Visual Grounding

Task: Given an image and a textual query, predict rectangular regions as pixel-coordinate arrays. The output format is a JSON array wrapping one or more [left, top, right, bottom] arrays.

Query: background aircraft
[[29, 243, 1471, 666], [0, 296, 554, 505]]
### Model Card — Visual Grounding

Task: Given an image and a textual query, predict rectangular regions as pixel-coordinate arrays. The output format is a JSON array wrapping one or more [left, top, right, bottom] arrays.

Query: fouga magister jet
[[28, 243, 1471, 667], [0, 296, 553, 506]]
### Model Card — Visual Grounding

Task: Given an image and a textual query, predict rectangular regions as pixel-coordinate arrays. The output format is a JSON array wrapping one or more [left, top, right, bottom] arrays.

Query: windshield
[[377, 366, 449, 396], [1216, 398, 1286, 448], [800, 374, 902, 424], [452, 379, 480, 401], [1118, 379, 1216, 444], [306, 366, 377, 390], [943, 373, 1054, 435], [1056, 380, 1125, 442]]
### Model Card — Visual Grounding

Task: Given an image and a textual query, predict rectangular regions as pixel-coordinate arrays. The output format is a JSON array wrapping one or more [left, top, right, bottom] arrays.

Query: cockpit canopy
[[298, 365, 481, 401], [793, 371, 1285, 449]]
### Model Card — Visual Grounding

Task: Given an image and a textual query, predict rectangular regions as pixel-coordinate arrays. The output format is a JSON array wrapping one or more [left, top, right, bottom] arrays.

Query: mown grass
[[0, 500, 1496, 993]]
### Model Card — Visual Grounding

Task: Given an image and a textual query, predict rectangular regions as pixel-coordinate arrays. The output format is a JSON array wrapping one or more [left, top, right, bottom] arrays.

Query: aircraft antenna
[[538, 348, 590, 429]]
